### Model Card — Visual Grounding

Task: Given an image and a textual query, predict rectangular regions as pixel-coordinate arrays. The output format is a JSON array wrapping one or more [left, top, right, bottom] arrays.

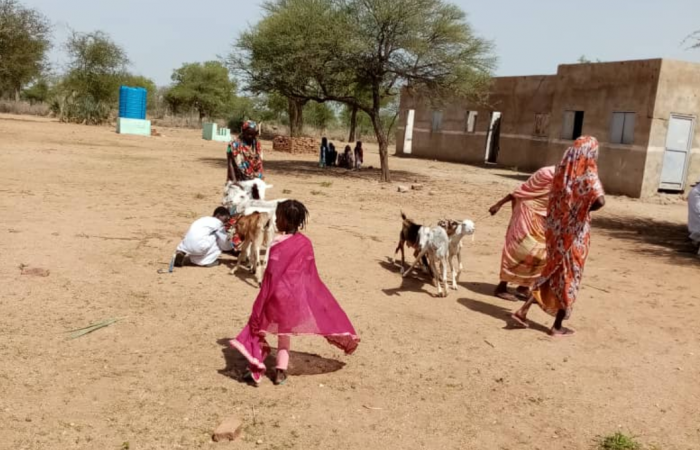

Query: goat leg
[[403, 247, 428, 278]]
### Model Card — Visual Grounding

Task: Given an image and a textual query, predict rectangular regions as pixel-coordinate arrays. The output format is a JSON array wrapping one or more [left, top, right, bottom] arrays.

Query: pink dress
[[230, 233, 360, 378]]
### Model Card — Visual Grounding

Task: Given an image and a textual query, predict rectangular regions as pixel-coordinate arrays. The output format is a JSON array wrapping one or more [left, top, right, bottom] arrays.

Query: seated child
[[230, 200, 360, 385], [175, 207, 233, 267]]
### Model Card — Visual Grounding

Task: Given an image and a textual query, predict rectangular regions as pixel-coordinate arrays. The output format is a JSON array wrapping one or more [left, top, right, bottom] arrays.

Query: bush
[[0, 100, 50, 116]]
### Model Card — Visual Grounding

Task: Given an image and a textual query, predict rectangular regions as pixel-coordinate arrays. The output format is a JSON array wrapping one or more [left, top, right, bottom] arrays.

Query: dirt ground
[[1, 114, 698, 450]]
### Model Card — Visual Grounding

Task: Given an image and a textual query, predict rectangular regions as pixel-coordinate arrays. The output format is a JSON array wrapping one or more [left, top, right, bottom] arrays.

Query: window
[[610, 112, 636, 144], [465, 111, 478, 133], [561, 110, 585, 140], [534, 113, 550, 137], [431, 111, 443, 132]]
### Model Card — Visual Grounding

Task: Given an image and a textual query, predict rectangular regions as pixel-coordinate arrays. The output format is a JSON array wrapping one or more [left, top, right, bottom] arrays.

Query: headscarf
[[545, 136, 604, 273], [242, 120, 257, 131]]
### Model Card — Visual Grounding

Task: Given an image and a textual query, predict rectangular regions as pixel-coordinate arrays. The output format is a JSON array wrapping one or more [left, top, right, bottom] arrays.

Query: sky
[[23, 0, 700, 86]]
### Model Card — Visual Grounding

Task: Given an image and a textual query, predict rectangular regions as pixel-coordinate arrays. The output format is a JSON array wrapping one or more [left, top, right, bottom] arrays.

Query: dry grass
[[0, 100, 51, 117]]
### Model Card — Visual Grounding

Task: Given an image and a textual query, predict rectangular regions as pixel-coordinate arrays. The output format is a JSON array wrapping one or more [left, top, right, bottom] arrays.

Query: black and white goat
[[402, 226, 450, 297]]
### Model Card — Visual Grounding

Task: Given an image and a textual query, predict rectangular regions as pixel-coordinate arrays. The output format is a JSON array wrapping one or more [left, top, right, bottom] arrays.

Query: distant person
[[319, 137, 329, 168], [227, 120, 263, 182], [175, 207, 233, 267], [511, 136, 605, 337], [489, 166, 555, 301], [354, 141, 364, 169], [327, 142, 337, 167], [340, 145, 354, 169], [689, 180, 700, 255], [230, 200, 360, 386]]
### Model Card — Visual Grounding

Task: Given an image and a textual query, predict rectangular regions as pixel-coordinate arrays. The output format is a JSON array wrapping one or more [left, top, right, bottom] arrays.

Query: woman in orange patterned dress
[[490, 166, 555, 301], [511, 136, 606, 337]]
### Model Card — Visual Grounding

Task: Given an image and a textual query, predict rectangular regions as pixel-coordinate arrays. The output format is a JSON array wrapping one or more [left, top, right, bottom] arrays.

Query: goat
[[223, 179, 273, 205], [393, 212, 430, 274], [232, 212, 274, 286], [438, 219, 476, 290], [402, 226, 450, 297]]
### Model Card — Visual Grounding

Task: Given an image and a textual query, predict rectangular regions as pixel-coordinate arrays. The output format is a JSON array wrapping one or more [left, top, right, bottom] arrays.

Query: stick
[[484, 339, 496, 349], [252, 406, 257, 426], [363, 405, 383, 411], [584, 284, 610, 294]]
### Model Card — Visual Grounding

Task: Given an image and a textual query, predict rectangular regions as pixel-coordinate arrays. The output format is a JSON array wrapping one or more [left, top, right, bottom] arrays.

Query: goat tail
[[400, 211, 407, 221]]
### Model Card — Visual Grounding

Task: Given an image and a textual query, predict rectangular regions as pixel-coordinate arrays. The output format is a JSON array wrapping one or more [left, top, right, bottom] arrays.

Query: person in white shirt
[[175, 207, 233, 267]]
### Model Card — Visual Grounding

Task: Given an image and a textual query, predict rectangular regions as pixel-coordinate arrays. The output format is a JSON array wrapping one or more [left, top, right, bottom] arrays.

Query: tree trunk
[[369, 83, 390, 182], [370, 112, 390, 182], [287, 97, 305, 137], [14, 88, 21, 102], [348, 105, 358, 142]]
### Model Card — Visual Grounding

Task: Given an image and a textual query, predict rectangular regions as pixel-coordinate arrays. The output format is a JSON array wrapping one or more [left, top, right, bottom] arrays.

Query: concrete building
[[396, 58, 700, 198]]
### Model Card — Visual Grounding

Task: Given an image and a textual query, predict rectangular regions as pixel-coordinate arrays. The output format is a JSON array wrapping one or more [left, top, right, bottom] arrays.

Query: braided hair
[[276, 200, 309, 234]]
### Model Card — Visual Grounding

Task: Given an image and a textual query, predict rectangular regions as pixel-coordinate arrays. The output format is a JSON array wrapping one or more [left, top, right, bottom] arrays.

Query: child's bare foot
[[274, 369, 287, 386], [509, 312, 529, 328], [549, 327, 575, 337]]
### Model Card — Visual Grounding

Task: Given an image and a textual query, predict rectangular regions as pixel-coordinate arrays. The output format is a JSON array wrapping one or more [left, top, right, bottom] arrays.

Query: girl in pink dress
[[230, 200, 360, 385]]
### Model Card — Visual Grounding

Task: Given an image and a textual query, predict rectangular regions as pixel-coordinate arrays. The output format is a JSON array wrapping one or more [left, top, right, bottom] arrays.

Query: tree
[[57, 30, 129, 124], [304, 101, 336, 131], [166, 61, 236, 122], [0, 0, 51, 100], [230, 0, 328, 136], [237, 0, 495, 181], [577, 55, 601, 64]]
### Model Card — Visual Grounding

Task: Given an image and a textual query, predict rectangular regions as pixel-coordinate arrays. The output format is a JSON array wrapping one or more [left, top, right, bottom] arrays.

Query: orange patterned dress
[[500, 166, 555, 287], [532, 136, 604, 318]]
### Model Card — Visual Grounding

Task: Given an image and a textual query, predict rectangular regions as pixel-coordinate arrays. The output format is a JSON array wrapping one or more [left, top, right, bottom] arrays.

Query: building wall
[[644, 59, 700, 196], [396, 59, 675, 198], [548, 60, 661, 198]]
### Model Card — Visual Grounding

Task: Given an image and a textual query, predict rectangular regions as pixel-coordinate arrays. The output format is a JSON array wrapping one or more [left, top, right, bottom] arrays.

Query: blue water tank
[[118, 86, 147, 120]]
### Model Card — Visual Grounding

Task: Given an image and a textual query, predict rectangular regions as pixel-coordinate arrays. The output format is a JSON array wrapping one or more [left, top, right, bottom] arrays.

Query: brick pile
[[272, 136, 318, 154]]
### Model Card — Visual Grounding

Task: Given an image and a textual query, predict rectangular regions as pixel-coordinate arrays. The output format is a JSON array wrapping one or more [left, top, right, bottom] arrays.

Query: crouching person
[[175, 207, 233, 267]]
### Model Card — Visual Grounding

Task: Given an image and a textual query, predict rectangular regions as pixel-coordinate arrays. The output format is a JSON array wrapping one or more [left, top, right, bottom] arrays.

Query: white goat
[[403, 225, 451, 297], [223, 179, 273, 204], [438, 219, 476, 290]]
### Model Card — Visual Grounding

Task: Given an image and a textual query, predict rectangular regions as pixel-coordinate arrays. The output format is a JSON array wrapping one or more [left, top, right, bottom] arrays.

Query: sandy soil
[[1, 114, 699, 450]]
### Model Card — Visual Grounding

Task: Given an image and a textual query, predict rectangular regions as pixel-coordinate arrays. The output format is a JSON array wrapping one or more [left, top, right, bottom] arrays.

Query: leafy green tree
[[0, 0, 51, 100], [236, 0, 495, 181], [57, 30, 129, 124], [304, 101, 336, 131], [166, 61, 236, 122], [21, 76, 50, 103]]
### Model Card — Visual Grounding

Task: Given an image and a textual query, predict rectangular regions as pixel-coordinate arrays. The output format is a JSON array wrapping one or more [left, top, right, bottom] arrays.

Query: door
[[485, 112, 502, 163], [659, 114, 694, 191], [403, 109, 415, 155]]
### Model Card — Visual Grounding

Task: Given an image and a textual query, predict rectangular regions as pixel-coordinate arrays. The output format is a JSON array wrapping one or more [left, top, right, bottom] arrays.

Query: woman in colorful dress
[[489, 166, 556, 301], [511, 136, 606, 337], [226, 120, 264, 182]]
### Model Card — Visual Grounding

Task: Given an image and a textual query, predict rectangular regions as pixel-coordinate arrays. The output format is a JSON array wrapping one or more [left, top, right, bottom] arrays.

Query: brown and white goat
[[232, 212, 274, 286]]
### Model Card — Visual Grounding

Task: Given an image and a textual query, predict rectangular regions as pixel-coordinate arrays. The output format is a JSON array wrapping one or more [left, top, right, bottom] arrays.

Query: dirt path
[[1, 114, 698, 450]]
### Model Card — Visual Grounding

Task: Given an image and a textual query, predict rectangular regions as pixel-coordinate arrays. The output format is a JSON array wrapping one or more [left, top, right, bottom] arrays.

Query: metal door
[[403, 109, 415, 154], [659, 115, 694, 191]]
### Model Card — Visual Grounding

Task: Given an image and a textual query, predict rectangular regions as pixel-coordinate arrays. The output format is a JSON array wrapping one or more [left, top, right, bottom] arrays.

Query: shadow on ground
[[592, 214, 698, 263], [198, 157, 428, 184], [457, 297, 551, 335], [217, 338, 346, 384], [377, 259, 434, 297]]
